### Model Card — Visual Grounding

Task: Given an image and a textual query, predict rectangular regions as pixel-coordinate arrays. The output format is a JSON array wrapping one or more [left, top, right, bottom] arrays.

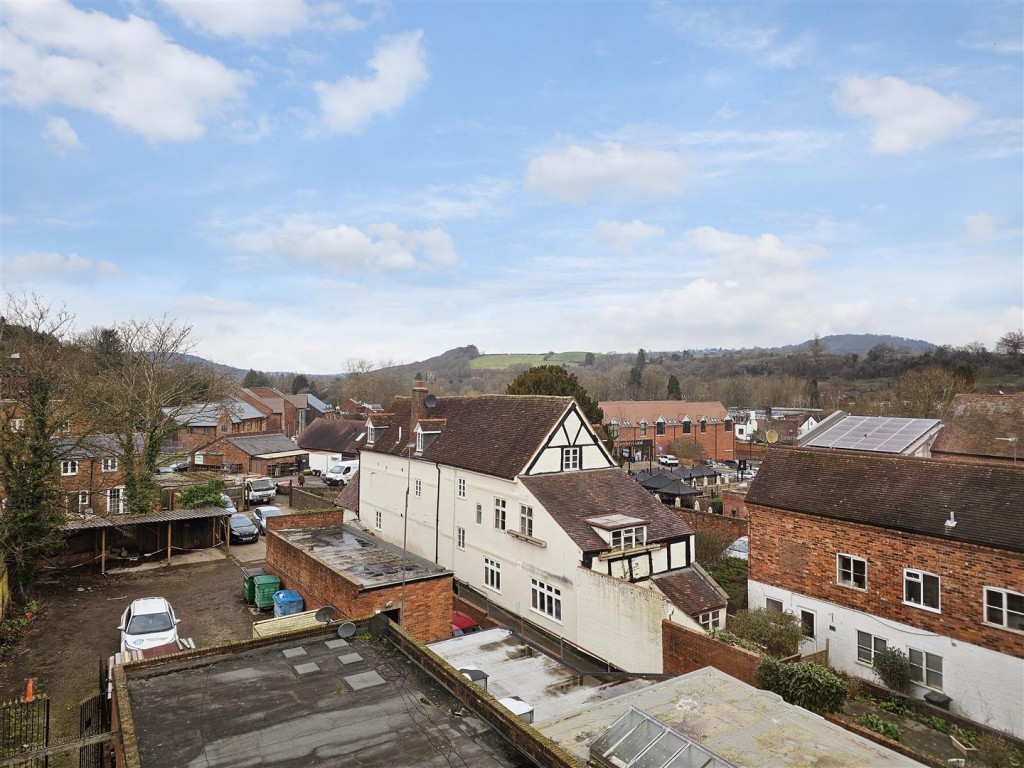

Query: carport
[[63, 506, 233, 574]]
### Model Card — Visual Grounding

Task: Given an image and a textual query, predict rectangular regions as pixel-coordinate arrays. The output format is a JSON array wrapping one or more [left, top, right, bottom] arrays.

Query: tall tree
[[291, 373, 310, 394], [80, 318, 230, 515], [666, 374, 682, 400], [242, 369, 270, 388], [506, 365, 603, 424], [995, 329, 1024, 356]]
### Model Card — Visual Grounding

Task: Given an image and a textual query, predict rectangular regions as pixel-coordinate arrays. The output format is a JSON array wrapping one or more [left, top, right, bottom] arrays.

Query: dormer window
[[586, 513, 649, 552], [415, 426, 440, 453], [366, 425, 377, 446], [611, 527, 646, 550], [700, 417, 707, 434], [639, 419, 647, 437], [682, 417, 691, 435], [656, 417, 666, 437], [608, 419, 619, 439]]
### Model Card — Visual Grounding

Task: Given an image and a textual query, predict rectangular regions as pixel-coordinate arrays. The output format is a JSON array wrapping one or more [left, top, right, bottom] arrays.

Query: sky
[[2, 0, 1022, 374]]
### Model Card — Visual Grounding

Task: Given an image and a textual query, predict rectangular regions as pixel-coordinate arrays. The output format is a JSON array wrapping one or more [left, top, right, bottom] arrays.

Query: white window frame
[[375, 510, 382, 531], [60, 460, 79, 476], [519, 505, 533, 537], [484, 557, 501, 592], [610, 526, 646, 550], [414, 478, 422, 497], [984, 587, 1024, 632], [457, 526, 465, 550], [101, 457, 118, 472], [561, 446, 581, 471], [107, 487, 124, 515], [856, 630, 887, 664], [908, 648, 943, 690], [493, 498, 506, 530], [77, 491, 90, 512], [530, 578, 562, 621], [416, 430, 424, 452], [699, 609, 722, 631], [475, 503, 482, 525], [457, 478, 466, 498], [765, 598, 783, 613], [800, 609, 816, 639], [837, 553, 867, 590], [904, 569, 941, 612]]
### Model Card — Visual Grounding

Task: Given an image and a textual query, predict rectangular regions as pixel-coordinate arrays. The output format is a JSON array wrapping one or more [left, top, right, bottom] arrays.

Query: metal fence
[[0, 695, 49, 768]]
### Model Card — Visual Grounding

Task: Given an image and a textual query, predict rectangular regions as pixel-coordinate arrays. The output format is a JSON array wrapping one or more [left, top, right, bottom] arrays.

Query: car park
[[224, 513, 259, 544], [119, 597, 180, 653], [251, 506, 284, 535]]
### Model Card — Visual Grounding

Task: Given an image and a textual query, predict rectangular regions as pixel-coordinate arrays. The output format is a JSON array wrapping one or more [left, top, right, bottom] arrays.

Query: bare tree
[[883, 365, 975, 419], [995, 329, 1024, 356]]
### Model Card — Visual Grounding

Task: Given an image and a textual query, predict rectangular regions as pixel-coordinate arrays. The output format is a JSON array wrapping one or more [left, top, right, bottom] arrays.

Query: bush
[[715, 631, 763, 654], [178, 479, 226, 510], [872, 648, 912, 693], [856, 713, 902, 741], [755, 657, 848, 715], [706, 557, 748, 611], [728, 608, 803, 658]]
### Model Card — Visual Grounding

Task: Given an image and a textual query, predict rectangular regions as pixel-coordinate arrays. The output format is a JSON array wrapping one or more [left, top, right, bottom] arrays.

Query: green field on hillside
[[469, 351, 594, 370]]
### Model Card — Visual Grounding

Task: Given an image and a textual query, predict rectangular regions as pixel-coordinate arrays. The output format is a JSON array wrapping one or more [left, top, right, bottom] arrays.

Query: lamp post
[[996, 436, 1018, 464], [400, 441, 414, 624]]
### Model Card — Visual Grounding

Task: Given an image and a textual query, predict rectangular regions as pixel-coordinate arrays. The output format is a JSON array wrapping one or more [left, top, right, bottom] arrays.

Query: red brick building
[[599, 400, 736, 463], [236, 387, 330, 438], [745, 447, 1024, 737], [58, 434, 127, 515]]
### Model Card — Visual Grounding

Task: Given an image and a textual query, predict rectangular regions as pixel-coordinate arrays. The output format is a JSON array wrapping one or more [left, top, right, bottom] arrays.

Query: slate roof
[[225, 433, 303, 457], [166, 398, 265, 427], [366, 394, 574, 480], [521, 468, 694, 552], [297, 418, 366, 453], [746, 447, 1024, 553], [653, 564, 728, 616], [334, 472, 360, 512], [931, 393, 1024, 460], [600, 400, 729, 425]]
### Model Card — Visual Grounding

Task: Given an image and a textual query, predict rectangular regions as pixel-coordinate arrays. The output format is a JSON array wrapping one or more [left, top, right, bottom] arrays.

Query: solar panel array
[[804, 415, 940, 453]]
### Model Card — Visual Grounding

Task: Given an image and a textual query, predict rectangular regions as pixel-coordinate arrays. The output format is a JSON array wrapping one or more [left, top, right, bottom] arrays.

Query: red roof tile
[[932, 393, 1024, 460], [653, 564, 728, 616]]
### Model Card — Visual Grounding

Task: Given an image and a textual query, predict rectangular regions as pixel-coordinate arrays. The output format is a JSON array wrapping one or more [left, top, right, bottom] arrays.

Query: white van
[[323, 461, 358, 487], [245, 477, 276, 504]]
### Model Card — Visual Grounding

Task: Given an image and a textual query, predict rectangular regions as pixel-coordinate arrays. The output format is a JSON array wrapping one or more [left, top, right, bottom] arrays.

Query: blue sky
[[2, 0, 1022, 373]]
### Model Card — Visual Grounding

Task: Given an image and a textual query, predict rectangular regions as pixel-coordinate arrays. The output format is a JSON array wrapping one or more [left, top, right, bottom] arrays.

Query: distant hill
[[778, 334, 937, 355]]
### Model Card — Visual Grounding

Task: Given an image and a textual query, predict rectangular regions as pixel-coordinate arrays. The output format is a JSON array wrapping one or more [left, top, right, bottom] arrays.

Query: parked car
[[251, 506, 284, 535], [275, 479, 292, 494], [223, 513, 259, 544], [451, 610, 482, 637], [219, 493, 237, 513], [119, 597, 180, 653], [725, 536, 749, 560], [658, 454, 679, 466], [245, 477, 276, 505]]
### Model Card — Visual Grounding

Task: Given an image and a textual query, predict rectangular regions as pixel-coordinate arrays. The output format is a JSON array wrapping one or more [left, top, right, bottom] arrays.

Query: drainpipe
[[434, 461, 442, 563]]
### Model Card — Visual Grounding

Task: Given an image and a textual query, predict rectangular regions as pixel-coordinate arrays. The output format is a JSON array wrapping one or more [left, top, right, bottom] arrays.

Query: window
[[837, 554, 867, 590], [608, 422, 619, 439], [984, 587, 1024, 631], [639, 420, 647, 437], [375, 510, 382, 531], [458, 478, 466, 498], [531, 579, 561, 620], [724, 418, 733, 433], [78, 491, 90, 512], [457, 527, 465, 549], [414, 479, 422, 497], [101, 457, 118, 472], [909, 648, 943, 690], [656, 420, 665, 436], [700, 418, 707, 434], [475, 503, 482, 525], [800, 610, 816, 639], [561, 446, 581, 471], [366, 426, 376, 446], [766, 598, 783, 613], [611, 526, 645, 550], [856, 631, 887, 664], [520, 505, 533, 537], [682, 420, 691, 434], [484, 558, 501, 592], [699, 610, 722, 631], [904, 569, 940, 611], [107, 487, 124, 515], [416, 431, 424, 452], [493, 498, 506, 530], [60, 460, 78, 476]]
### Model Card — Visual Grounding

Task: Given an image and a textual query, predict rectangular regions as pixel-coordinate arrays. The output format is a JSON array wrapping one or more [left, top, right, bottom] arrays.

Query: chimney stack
[[411, 380, 428, 443]]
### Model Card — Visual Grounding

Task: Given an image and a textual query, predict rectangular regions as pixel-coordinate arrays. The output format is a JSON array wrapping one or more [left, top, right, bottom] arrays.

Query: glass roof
[[589, 707, 738, 768]]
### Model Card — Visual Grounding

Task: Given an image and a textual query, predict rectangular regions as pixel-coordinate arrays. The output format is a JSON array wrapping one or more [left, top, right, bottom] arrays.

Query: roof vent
[[944, 511, 957, 529]]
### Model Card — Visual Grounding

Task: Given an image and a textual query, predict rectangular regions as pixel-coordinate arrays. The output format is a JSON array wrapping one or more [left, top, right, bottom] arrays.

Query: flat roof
[[274, 523, 451, 589], [537, 667, 922, 767], [124, 632, 523, 767], [429, 628, 653, 724]]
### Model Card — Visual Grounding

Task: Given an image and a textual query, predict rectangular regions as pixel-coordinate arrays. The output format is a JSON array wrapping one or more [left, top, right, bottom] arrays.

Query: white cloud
[[594, 220, 665, 253], [834, 76, 978, 154], [1, 0, 248, 143], [687, 226, 827, 271], [270, 221, 457, 270], [3, 251, 121, 278], [174, 295, 257, 315], [964, 212, 1002, 239], [160, 0, 312, 40], [525, 142, 686, 205], [314, 31, 428, 134], [40, 116, 81, 156]]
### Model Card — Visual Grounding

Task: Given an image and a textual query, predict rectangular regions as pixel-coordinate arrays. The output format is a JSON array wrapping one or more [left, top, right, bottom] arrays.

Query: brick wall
[[673, 508, 747, 540], [265, 513, 451, 643], [748, 504, 1024, 658], [615, 422, 736, 463], [721, 490, 749, 520], [661, 620, 760, 685]]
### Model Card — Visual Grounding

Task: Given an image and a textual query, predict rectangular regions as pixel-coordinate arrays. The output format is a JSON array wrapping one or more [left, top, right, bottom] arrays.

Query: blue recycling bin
[[272, 589, 304, 618]]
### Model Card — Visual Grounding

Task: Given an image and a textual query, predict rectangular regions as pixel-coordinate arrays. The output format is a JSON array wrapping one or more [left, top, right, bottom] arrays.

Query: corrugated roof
[[64, 505, 231, 531], [521, 468, 693, 551], [932, 393, 1024, 460], [746, 447, 1024, 552]]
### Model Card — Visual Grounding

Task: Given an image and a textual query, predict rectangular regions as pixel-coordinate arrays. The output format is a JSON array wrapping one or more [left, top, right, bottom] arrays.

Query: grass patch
[[468, 351, 597, 369]]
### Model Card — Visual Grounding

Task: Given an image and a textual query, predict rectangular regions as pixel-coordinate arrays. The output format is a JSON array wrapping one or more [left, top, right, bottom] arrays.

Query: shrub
[[728, 608, 803, 658], [716, 631, 763, 654], [706, 557, 748, 611], [872, 648, 912, 693], [976, 733, 1022, 768], [856, 713, 902, 741], [755, 657, 848, 715], [178, 479, 226, 510]]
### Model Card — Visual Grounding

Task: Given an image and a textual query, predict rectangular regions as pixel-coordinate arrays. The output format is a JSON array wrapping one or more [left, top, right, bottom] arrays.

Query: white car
[[251, 506, 284, 535], [658, 454, 679, 466], [119, 597, 180, 653]]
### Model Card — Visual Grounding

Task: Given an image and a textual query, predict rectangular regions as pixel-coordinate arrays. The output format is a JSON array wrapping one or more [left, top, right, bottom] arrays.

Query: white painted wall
[[749, 580, 1024, 738]]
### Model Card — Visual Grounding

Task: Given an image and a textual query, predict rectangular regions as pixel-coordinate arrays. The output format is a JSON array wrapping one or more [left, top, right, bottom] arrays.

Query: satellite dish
[[424, 394, 437, 409], [315, 606, 337, 623], [765, 430, 779, 444], [368, 613, 391, 636], [337, 622, 356, 639]]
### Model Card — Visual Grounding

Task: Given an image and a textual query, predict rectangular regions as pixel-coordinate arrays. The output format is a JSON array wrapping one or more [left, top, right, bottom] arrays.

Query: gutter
[[434, 461, 442, 563]]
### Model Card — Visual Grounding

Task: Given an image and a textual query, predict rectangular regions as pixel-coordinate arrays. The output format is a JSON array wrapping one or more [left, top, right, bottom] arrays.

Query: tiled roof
[[225, 433, 302, 457], [297, 419, 366, 453], [653, 564, 728, 616], [521, 468, 693, 552], [366, 394, 574, 480], [746, 447, 1024, 553], [931, 393, 1024, 460], [600, 400, 729, 425], [334, 472, 359, 512]]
